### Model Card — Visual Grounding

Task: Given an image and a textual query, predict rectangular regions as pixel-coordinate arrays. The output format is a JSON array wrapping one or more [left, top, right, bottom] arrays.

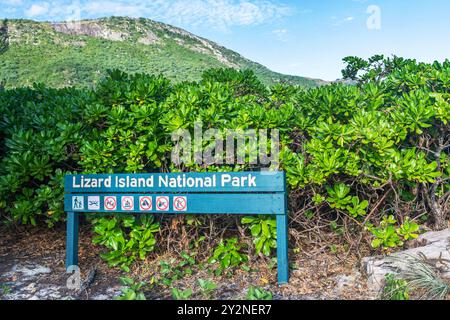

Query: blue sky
[[1, 0, 449, 80]]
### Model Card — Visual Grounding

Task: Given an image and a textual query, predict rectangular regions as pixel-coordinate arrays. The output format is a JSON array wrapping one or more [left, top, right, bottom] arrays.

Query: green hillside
[[0, 17, 324, 89]]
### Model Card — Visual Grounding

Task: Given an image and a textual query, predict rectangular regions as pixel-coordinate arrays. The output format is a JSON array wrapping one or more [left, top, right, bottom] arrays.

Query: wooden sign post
[[64, 172, 289, 284]]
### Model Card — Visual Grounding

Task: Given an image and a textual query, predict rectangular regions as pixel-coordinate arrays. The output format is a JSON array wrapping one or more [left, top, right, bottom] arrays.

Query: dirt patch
[[0, 224, 376, 300], [0, 225, 123, 300]]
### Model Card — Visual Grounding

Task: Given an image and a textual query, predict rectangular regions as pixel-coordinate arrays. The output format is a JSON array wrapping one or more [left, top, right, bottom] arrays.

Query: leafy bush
[[197, 279, 217, 299], [381, 274, 410, 300], [241, 215, 277, 256], [171, 288, 193, 300], [0, 85, 89, 227], [115, 276, 147, 300], [0, 55, 449, 271], [92, 215, 159, 271], [366, 215, 420, 251], [159, 251, 197, 285], [208, 238, 248, 275], [246, 286, 273, 300]]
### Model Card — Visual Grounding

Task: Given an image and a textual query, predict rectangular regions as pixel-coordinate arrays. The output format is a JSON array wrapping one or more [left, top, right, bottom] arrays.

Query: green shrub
[[208, 238, 248, 275], [115, 276, 147, 300], [382, 274, 410, 300], [197, 279, 217, 299], [366, 215, 420, 251], [241, 215, 277, 256], [92, 215, 159, 271], [171, 287, 193, 300], [0, 85, 89, 227], [159, 251, 197, 285], [246, 286, 273, 300], [0, 56, 448, 271]]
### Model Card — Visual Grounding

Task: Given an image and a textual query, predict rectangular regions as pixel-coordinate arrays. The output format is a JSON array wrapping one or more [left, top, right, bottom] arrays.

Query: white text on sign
[[71, 173, 257, 189]]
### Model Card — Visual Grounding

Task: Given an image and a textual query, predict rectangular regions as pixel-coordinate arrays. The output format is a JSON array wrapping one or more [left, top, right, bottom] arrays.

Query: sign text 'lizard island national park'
[[71, 172, 259, 189], [64, 171, 289, 283]]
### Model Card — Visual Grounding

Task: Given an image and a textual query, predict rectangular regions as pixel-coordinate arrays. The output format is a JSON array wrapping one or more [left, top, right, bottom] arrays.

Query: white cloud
[[145, 0, 292, 31], [19, 0, 292, 32], [82, 1, 149, 18], [0, 0, 23, 5], [25, 3, 50, 17]]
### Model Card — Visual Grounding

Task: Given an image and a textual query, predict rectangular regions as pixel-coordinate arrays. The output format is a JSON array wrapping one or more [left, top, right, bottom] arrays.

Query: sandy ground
[[0, 224, 377, 300]]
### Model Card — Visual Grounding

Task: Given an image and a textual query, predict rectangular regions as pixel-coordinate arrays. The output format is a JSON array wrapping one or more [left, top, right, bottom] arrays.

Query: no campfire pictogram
[[156, 196, 169, 211], [173, 196, 187, 212], [104, 196, 117, 211], [139, 196, 152, 211]]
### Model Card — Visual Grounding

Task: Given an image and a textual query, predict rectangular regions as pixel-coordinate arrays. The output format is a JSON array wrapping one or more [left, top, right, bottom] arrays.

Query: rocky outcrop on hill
[[52, 21, 129, 42]]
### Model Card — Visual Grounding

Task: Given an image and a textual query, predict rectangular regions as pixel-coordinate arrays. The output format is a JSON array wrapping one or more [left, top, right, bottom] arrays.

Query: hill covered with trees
[[0, 17, 324, 89]]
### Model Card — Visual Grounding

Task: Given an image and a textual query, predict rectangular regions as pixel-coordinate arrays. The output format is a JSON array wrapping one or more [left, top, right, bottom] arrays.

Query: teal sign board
[[64, 172, 289, 284]]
